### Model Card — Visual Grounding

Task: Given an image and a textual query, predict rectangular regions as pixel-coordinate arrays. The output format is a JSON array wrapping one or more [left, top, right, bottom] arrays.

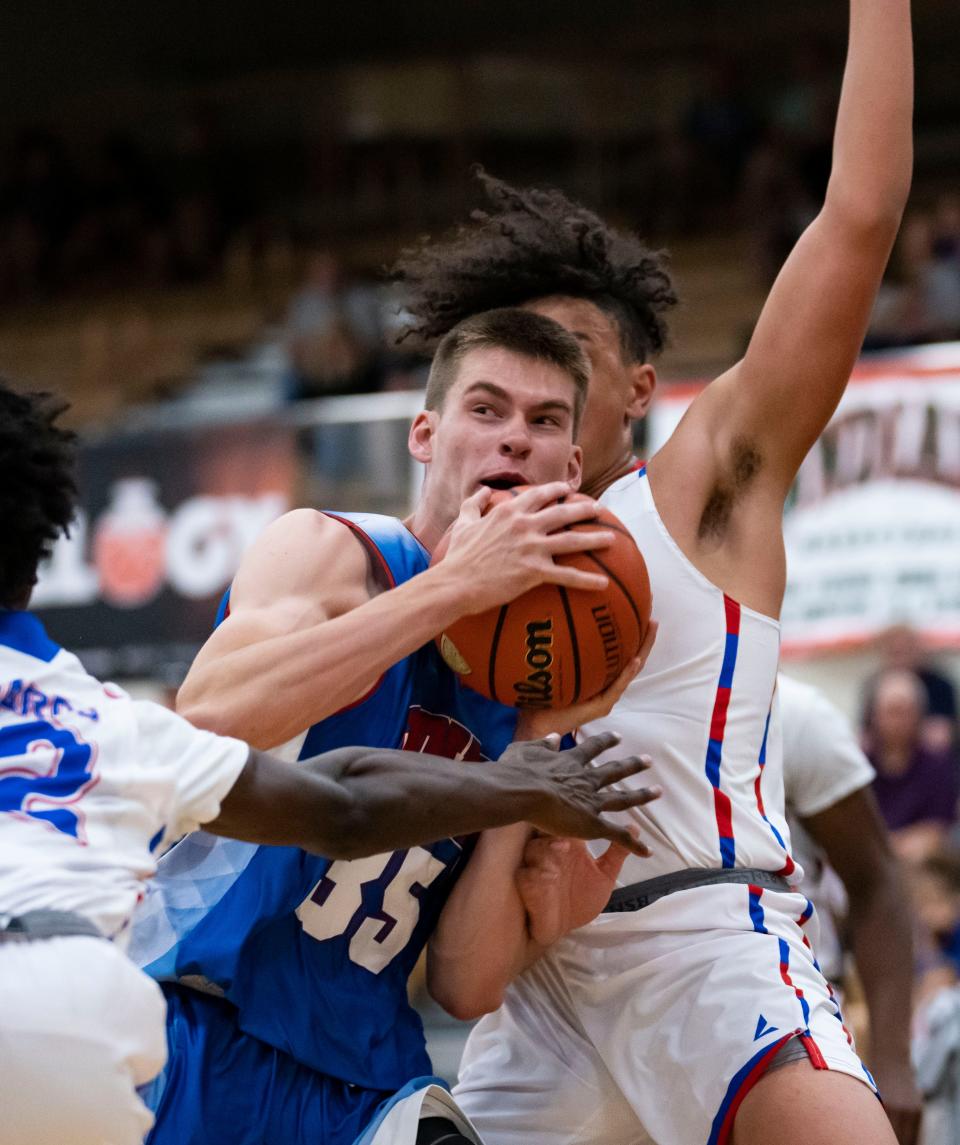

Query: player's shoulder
[[233, 508, 371, 599], [226, 507, 422, 624], [254, 507, 359, 551]]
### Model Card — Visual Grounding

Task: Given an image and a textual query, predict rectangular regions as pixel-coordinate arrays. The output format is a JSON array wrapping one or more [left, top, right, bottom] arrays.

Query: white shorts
[[356, 1081, 486, 1145], [0, 935, 167, 1145], [455, 883, 875, 1145]]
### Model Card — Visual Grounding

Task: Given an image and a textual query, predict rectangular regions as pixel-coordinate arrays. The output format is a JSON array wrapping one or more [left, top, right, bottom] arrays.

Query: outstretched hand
[[497, 729, 661, 856], [517, 832, 638, 947]]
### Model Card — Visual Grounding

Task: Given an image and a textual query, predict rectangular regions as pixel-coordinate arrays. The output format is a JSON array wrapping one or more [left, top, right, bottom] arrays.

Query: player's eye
[[472, 404, 498, 417]]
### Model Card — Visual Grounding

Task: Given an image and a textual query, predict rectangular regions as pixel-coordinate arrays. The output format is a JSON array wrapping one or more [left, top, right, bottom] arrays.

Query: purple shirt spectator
[[871, 744, 960, 831]]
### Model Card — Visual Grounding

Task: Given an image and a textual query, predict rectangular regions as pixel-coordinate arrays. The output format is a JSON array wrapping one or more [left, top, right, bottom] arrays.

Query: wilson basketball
[[432, 490, 651, 710]]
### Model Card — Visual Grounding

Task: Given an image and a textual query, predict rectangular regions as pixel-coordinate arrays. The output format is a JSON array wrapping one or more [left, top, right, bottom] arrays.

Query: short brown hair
[[424, 307, 589, 434]]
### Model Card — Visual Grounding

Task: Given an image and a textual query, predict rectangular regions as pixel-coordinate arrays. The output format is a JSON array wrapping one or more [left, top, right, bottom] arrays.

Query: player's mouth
[[478, 472, 528, 491]]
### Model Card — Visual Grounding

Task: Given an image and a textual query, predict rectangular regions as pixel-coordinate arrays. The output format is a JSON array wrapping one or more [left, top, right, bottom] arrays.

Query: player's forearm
[[215, 746, 548, 859], [826, 0, 913, 225], [847, 858, 915, 1079], [178, 565, 474, 747], [428, 824, 541, 1020], [300, 747, 580, 859]]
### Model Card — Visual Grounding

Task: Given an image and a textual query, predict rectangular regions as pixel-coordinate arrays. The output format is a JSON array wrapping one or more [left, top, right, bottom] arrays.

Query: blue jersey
[[131, 513, 517, 1091]]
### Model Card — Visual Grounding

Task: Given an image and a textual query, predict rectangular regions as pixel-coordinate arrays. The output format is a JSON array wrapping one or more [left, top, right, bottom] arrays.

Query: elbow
[[317, 800, 384, 862], [429, 978, 504, 1022], [176, 694, 236, 738], [824, 184, 911, 242], [448, 999, 501, 1023]]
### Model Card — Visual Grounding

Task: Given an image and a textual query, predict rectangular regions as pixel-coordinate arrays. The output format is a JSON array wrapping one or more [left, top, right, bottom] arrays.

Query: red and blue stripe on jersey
[[706, 595, 740, 868], [753, 705, 797, 878]]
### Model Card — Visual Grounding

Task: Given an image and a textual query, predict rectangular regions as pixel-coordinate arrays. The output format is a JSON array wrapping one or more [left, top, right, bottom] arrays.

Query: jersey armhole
[[321, 512, 400, 713]]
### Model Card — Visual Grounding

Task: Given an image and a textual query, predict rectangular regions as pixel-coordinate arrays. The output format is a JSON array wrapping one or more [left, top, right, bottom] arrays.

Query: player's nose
[[498, 416, 532, 456]]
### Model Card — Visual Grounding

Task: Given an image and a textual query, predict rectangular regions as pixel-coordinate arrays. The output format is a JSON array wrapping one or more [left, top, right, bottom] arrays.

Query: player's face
[[410, 346, 583, 525], [522, 297, 655, 495]]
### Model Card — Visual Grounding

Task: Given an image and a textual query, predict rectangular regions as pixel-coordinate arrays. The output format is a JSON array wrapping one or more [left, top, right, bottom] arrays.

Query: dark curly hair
[[393, 171, 677, 363], [0, 380, 78, 607]]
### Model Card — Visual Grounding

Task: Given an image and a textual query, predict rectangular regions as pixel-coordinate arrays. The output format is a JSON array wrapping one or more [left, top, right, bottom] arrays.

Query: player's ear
[[567, 444, 584, 489], [626, 364, 656, 422], [408, 409, 438, 463]]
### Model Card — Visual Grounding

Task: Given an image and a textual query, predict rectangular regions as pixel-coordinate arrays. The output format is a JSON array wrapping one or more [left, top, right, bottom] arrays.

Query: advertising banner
[[34, 420, 299, 681]]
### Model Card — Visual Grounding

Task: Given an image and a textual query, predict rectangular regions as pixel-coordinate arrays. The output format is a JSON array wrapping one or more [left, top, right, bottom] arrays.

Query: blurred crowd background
[[3, 0, 960, 1136], [2, 0, 959, 420]]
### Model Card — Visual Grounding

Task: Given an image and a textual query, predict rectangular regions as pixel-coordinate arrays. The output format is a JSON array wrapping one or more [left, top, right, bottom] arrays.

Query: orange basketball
[[432, 489, 651, 711]]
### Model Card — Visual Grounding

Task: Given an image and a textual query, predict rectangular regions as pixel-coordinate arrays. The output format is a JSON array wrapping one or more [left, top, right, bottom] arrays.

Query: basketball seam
[[556, 585, 582, 706], [585, 551, 645, 635], [488, 604, 509, 703]]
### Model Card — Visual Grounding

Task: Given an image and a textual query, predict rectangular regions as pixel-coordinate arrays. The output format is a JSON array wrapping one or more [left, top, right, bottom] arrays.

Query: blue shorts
[[143, 985, 401, 1145]]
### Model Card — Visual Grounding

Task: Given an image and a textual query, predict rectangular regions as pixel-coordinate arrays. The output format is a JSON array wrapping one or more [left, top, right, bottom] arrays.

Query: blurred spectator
[[740, 123, 817, 280], [932, 193, 960, 262], [77, 134, 169, 287], [914, 850, 960, 981], [0, 128, 81, 297], [867, 626, 959, 753], [767, 43, 836, 205], [865, 669, 960, 864], [284, 250, 385, 399], [681, 61, 757, 226], [910, 848, 960, 1145], [379, 286, 431, 393], [866, 212, 960, 349], [740, 44, 835, 281]]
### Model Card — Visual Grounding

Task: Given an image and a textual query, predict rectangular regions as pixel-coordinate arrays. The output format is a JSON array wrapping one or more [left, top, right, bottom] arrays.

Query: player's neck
[[583, 453, 642, 500], [402, 506, 447, 554]]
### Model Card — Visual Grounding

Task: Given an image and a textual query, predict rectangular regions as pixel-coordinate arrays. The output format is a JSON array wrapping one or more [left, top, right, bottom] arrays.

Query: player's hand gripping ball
[[432, 489, 652, 711]]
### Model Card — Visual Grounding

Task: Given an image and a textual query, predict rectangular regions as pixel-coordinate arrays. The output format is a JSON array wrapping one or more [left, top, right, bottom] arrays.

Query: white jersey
[[585, 467, 798, 885], [0, 610, 247, 946], [779, 672, 876, 983], [456, 473, 875, 1144]]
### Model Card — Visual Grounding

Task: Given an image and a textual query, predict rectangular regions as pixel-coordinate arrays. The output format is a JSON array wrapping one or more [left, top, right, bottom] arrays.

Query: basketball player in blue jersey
[[0, 378, 661, 1145], [131, 308, 661, 1145], [397, 3, 916, 1142]]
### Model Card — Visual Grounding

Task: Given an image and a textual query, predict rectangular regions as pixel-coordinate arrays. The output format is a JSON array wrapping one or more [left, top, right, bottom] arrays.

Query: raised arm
[[177, 486, 614, 748], [649, 0, 913, 615], [708, 0, 913, 484]]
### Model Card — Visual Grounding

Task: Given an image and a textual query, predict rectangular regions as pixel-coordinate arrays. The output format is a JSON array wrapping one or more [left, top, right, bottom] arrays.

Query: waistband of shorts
[[0, 909, 104, 944], [603, 867, 791, 913]]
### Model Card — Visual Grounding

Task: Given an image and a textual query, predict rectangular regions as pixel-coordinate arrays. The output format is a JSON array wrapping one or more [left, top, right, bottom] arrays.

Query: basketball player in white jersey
[[397, 2, 915, 1140], [0, 380, 663, 1145]]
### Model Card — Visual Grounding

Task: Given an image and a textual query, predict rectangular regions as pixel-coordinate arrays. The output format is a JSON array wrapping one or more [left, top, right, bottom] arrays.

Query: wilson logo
[[514, 619, 554, 708]]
